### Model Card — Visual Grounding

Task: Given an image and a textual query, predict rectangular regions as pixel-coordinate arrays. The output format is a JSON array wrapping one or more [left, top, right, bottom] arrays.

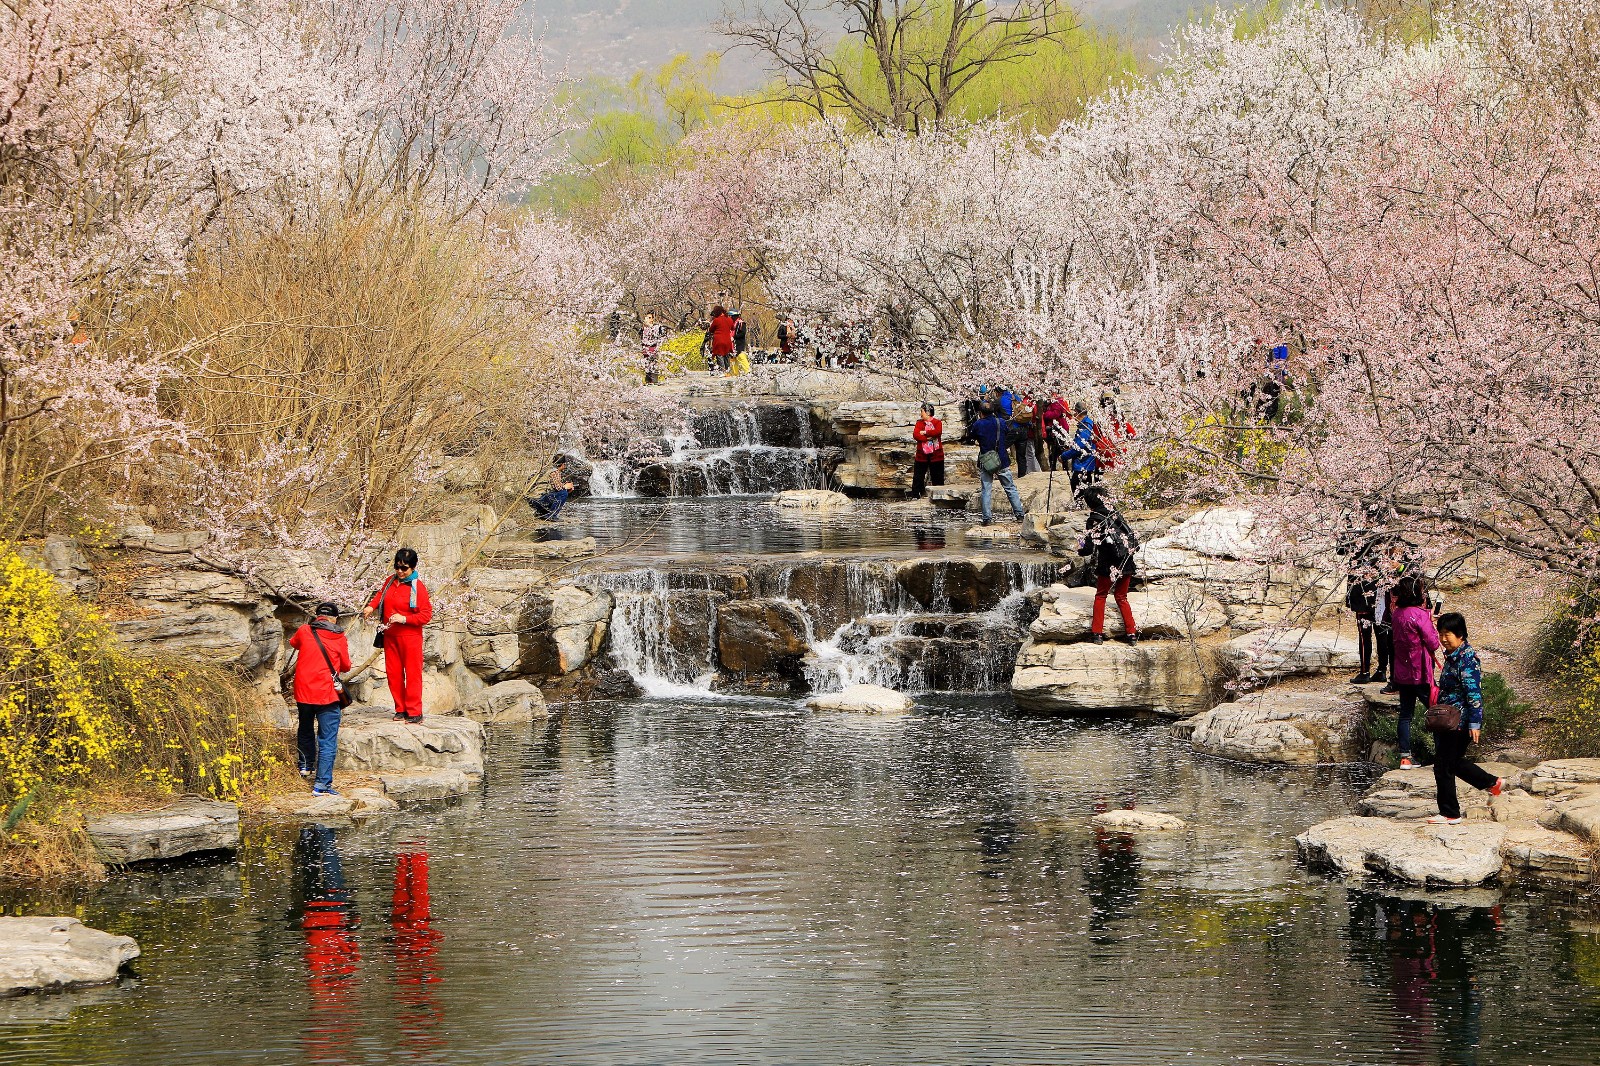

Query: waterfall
[[584, 558, 1060, 699], [582, 403, 827, 499], [585, 570, 721, 698]]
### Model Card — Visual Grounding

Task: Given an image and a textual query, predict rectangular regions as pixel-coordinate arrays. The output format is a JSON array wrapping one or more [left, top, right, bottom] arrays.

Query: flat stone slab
[[1188, 690, 1364, 766], [1501, 827, 1594, 881], [1525, 759, 1600, 793], [1356, 764, 1522, 821], [773, 489, 853, 511], [0, 917, 140, 998], [1091, 810, 1187, 832], [1031, 581, 1227, 643], [86, 797, 239, 864], [1297, 816, 1508, 886], [806, 684, 913, 715], [337, 713, 484, 777], [379, 768, 475, 803]]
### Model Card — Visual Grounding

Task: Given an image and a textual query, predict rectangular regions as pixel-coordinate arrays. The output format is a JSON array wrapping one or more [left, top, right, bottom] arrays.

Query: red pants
[[383, 625, 426, 719], [1093, 575, 1136, 636]]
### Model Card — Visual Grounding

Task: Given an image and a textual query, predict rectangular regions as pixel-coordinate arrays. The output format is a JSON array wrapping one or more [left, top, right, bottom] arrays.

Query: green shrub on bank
[[1533, 593, 1600, 758], [1366, 672, 1529, 768], [0, 548, 282, 878]]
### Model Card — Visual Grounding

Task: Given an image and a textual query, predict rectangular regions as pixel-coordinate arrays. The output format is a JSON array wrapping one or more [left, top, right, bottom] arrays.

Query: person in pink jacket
[[1389, 575, 1442, 769]]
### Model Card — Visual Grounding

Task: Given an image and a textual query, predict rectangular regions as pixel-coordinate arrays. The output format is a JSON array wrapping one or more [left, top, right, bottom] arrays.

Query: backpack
[[1092, 421, 1122, 468]]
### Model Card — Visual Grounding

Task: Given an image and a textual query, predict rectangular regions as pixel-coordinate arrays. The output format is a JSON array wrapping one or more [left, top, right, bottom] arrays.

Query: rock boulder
[[337, 712, 484, 778], [1030, 581, 1227, 643], [807, 684, 913, 715], [717, 599, 811, 676], [1297, 816, 1508, 886], [1188, 690, 1365, 765], [86, 797, 240, 864], [772, 489, 853, 512], [454, 679, 549, 723], [1091, 809, 1187, 832], [1221, 628, 1358, 683], [0, 917, 140, 998], [1011, 639, 1216, 715]]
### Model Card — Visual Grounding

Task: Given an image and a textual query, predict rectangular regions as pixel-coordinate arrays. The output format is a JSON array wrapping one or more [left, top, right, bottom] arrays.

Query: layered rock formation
[[0, 918, 140, 998]]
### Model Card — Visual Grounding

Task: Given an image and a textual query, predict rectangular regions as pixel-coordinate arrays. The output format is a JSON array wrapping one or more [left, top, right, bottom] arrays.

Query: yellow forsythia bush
[[0, 547, 280, 824], [660, 330, 709, 373], [1534, 593, 1600, 758]]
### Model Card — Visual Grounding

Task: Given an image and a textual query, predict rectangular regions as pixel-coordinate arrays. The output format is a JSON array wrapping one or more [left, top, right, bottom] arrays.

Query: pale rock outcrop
[[545, 585, 613, 675], [111, 569, 280, 672], [1011, 639, 1215, 715], [1221, 628, 1358, 682], [1297, 816, 1508, 886], [86, 798, 239, 864], [454, 679, 548, 723], [0, 918, 140, 997], [807, 684, 913, 715], [1356, 764, 1522, 821], [1152, 507, 1265, 559], [337, 712, 484, 778], [21, 536, 99, 598], [1187, 691, 1365, 765], [1500, 827, 1594, 881], [380, 768, 474, 803], [1091, 809, 1187, 832], [772, 489, 853, 512], [1030, 582, 1227, 643]]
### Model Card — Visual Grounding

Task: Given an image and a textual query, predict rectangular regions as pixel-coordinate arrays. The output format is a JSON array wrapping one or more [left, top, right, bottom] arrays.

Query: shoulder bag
[[1423, 676, 1460, 732], [309, 628, 353, 709], [371, 576, 393, 648], [978, 448, 1003, 474]]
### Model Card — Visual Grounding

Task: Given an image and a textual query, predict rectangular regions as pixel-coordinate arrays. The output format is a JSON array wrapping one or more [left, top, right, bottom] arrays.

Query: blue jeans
[[530, 487, 569, 519], [297, 702, 342, 791], [979, 465, 1025, 522]]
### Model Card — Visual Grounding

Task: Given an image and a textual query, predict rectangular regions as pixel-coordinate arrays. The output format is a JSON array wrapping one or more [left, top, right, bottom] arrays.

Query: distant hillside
[[533, 0, 1254, 88]]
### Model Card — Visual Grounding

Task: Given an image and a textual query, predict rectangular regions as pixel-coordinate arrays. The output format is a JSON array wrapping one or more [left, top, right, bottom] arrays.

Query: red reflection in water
[[392, 850, 445, 1054], [293, 826, 361, 1064]]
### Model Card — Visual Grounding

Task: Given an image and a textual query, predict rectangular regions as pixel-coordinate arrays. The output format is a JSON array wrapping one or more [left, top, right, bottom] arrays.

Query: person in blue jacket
[[1428, 611, 1506, 824], [1066, 400, 1100, 498], [969, 403, 1026, 525]]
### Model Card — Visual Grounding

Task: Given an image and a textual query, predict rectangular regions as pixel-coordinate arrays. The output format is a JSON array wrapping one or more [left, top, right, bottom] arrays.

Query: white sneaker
[[1425, 814, 1464, 825]]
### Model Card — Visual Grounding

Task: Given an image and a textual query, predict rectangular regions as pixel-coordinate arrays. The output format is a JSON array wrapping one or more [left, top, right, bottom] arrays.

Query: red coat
[[912, 417, 944, 462], [289, 624, 351, 705], [367, 578, 433, 630], [708, 313, 736, 357]]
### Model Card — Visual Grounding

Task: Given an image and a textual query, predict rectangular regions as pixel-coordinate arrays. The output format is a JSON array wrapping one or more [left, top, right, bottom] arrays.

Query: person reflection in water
[[1350, 893, 1496, 1066], [1084, 798, 1141, 938], [291, 825, 361, 1064], [392, 849, 445, 1054]]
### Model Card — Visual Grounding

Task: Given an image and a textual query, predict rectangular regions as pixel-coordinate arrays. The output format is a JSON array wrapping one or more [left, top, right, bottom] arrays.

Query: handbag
[[978, 449, 1003, 474], [919, 438, 939, 457], [309, 628, 353, 709], [1423, 677, 1459, 732]]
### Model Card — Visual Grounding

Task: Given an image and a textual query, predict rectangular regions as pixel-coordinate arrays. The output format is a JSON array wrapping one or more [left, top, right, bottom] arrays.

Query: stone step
[[336, 711, 484, 777], [86, 797, 239, 865]]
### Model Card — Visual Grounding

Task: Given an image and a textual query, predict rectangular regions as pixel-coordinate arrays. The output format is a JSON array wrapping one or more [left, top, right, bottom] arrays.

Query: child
[[1427, 611, 1506, 824]]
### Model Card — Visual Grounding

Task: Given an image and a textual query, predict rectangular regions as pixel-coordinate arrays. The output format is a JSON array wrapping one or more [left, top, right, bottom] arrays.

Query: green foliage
[[1533, 591, 1600, 757], [1480, 672, 1530, 742]]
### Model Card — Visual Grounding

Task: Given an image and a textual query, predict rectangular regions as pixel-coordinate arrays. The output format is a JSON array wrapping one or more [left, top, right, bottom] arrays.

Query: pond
[[5, 697, 1600, 1065]]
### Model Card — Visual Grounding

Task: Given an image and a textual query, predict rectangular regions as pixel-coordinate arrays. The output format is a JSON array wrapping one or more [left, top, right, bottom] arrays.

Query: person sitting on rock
[[288, 602, 351, 796], [1427, 611, 1506, 824], [529, 464, 575, 521], [1078, 485, 1140, 645]]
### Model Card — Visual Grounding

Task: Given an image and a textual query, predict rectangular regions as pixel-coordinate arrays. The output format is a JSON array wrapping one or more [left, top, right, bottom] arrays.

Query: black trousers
[[1395, 682, 1430, 756], [1375, 622, 1393, 677], [911, 459, 945, 497], [1433, 726, 1498, 818]]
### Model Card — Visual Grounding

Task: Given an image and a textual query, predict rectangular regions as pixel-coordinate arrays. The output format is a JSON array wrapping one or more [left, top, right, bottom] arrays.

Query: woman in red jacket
[[707, 305, 735, 373], [911, 402, 945, 498], [365, 548, 433, 723]]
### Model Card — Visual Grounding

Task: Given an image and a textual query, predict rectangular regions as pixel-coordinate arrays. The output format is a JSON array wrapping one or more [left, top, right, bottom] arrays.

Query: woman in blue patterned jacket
[[1428, 612, 1507, 824]]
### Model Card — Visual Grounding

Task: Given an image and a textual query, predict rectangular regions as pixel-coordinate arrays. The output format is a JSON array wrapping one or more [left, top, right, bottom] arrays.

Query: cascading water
[[583, 557, 1061, 698], [587, 403, 830, 499]]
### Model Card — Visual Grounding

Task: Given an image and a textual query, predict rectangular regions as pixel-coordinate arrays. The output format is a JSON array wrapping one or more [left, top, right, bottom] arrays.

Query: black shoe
[[1091, 633, 1106, 645], [392, 712, 407, 721], [1380, 683, 1399, 695], [1350, 673, 1371, 685], [1122, 633, 1139, 645], [1371, 669, 1387, 683], [981, 518, 993, 526]]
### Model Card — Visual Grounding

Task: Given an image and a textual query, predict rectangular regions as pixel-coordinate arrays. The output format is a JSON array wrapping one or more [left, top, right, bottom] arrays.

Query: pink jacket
[[1390, 605, 1440, 687]]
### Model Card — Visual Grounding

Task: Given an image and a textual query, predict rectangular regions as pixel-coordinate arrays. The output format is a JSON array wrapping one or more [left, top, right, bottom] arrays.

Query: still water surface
[[5, 698, 1600, 1065]]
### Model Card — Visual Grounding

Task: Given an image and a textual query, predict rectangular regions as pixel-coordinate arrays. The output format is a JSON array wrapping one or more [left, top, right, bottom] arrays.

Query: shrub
[[0, 548, 281, 875], [1533, 592, 1600, 758], [660, 329, 710, 373]]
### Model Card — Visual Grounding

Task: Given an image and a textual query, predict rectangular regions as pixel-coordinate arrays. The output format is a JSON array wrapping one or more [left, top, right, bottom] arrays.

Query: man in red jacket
[[289, 601, 352, 795], [365, 548, 433, 724]]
